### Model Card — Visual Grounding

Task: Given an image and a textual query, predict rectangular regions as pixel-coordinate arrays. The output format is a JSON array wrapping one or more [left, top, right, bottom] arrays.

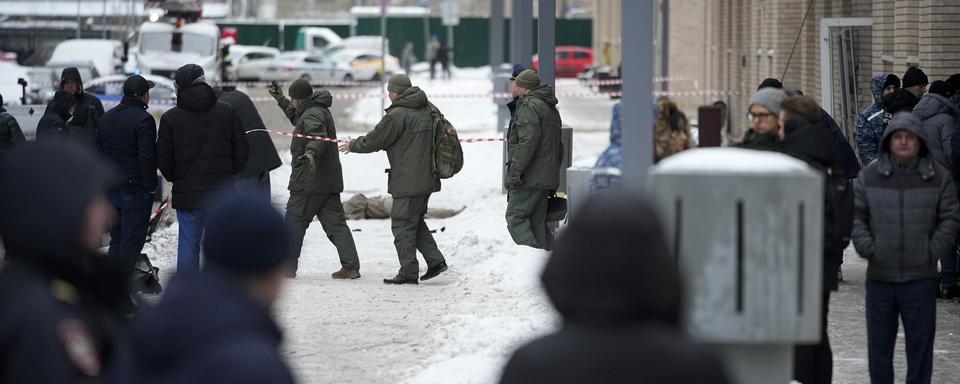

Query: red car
[[532, 46, 594, 78]]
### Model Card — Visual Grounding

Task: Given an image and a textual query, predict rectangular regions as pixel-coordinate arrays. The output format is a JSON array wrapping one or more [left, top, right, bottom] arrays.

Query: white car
[[84, 74, 177, 120], [260, 51, 347, 82], [323, 48, 401, 82], [226, 45, 281, 81]]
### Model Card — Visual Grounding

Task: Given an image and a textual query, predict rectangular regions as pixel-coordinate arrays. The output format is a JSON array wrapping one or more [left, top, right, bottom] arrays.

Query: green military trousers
[[505, 188, 549, 250], [286, 193, 360, 271], [391, 194, 446, 279]]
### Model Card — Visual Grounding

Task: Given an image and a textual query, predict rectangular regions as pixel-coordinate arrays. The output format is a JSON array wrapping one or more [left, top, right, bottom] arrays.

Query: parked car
[[25, 67, 58, 104], [84, 74, 177, 121], [322, 48, 400, 81], [533, 46, 594, 78], [226, 45, 281, 81], [260, 51, 339, 82]]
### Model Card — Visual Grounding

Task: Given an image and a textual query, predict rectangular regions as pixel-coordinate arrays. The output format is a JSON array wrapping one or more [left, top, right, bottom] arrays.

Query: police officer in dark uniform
[[0, 140, 131, 383]]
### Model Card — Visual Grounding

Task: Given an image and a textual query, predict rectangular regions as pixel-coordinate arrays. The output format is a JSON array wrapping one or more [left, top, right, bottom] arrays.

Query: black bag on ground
[[546, 194, 568, 223]]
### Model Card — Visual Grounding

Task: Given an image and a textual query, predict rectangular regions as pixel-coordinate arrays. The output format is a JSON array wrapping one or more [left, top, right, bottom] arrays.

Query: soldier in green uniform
[[339, 74, 448, 285], [269, 79, 360, 279], [505, 70, 563, 250]]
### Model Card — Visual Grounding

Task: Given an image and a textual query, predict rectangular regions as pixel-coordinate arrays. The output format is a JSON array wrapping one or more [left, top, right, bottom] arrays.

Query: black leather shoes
[[383, 275, 419, 285], [421, 262, 448, 281]]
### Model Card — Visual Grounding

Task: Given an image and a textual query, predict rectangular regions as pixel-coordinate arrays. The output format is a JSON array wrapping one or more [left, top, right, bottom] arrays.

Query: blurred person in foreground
[[499, 194, 730, 384], [106, 193, 296, 384], [0, 140, 131, 382]]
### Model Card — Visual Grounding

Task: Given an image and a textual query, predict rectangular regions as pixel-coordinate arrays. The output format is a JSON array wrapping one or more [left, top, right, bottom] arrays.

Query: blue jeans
[[176, 209, 207, 272], [107, 189, 153, 259], [866, 278, 937, 384]]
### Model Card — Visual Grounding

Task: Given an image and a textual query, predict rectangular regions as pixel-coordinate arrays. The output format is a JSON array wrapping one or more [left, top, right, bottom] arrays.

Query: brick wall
[[919, 0, 960, 80]]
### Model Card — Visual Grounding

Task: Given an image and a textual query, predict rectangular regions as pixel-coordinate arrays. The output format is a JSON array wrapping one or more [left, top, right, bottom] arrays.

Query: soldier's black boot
[[421, 262, 448, 281], [383, 274, 419, 285]]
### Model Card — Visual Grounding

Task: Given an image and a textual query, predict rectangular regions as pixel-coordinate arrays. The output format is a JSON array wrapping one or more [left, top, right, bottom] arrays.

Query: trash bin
[[649, 148, 824, 384]]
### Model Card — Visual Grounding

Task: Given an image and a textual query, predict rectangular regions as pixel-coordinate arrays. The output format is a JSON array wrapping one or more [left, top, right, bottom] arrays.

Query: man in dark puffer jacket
[[216, 87, 282, 200], [852, 112, 960, 384], [157, 64, 248, 272]]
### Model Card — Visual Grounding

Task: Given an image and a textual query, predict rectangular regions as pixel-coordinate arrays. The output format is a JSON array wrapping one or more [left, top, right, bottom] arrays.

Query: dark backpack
[[427, 102, 463, 179], [824, 169, 854, 248]]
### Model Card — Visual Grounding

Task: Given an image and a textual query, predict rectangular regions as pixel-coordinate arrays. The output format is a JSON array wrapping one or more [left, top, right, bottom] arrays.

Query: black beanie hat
[[883, 88, 920, 114], [203, 193, 291, 273], [757, 78, 784, 91], [884, 74, 901, 90], [903, 67, 929, 88], [929, 80, 956, 98]]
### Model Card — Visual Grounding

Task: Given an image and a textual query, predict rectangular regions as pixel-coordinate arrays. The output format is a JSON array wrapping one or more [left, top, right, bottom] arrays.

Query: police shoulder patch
[[57, 319, 101, 376]]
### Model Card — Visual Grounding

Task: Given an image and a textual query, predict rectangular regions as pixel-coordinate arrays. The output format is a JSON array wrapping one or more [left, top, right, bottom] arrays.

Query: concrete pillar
[[538, 0, 556, 86], [620, 0, 655, 191], [511, 0, 534, 68]]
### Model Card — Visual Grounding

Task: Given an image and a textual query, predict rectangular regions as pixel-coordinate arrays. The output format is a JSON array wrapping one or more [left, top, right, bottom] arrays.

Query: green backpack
[[427, 102, 464, 179]]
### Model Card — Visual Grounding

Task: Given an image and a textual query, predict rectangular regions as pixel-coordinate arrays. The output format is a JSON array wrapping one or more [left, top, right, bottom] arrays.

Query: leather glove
[[268, 81, 285, 102], [505, 173, 522, 189]]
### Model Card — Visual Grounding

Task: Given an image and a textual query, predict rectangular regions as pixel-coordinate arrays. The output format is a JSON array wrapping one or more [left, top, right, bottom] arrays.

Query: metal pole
[[621, 0, 654, 191], [446, 24, 453, 67], [380, 2, 387, 115], [538, 0, 556, 86], [489, 0, 504, 70], [77, 0, 82, 39], [661, 0, 669, 92], [102, 0, 108, 39], [510, 0, 533, 67]]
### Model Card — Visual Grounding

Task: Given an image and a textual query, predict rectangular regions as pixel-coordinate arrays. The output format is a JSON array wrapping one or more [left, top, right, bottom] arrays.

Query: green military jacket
[[350, 86, 440, 198], [280, 89, 344, 194], [507, 84, 563, 190]]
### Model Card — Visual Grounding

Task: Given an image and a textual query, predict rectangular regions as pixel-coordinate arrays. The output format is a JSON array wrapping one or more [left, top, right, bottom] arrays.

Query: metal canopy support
[[819, 17, 872, 117], [511, 0, 533, 68], [538, 0, 556, 86], [490, 0, 504, 70], [621, 0, 655, 191]]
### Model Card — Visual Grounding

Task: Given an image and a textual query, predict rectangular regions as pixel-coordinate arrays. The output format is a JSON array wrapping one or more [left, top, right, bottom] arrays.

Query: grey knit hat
[[749, 87, 788, 116], [387, 74, 412, 93], [515, 69, 541, 90]]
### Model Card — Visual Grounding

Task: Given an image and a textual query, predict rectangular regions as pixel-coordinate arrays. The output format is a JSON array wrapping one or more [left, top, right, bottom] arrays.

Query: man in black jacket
[[59, 67, 105, 146], [96, 75, 158, 262], [499, 195, 730, 384], [36, 90, 75, 141], [157, 64, 248, 272], [216, 86, 282, 200], [106, 194, 295, 384], [0, 141, 132, 383], [778, 95, 848, 384]]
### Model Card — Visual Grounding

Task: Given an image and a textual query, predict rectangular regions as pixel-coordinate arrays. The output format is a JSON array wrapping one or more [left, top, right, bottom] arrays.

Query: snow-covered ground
[[146, 66, 613, 383]]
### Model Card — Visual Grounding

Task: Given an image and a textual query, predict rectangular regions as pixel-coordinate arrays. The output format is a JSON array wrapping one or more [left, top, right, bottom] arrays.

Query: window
[[556, 52, 569, 60], [312, 36, 330, 49], [573, 51, 591, 59], [304, 56, 323, 63]]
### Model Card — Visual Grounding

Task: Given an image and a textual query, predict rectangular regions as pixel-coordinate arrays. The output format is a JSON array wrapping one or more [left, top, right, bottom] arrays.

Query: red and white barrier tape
[[260, 129, 505, 144]]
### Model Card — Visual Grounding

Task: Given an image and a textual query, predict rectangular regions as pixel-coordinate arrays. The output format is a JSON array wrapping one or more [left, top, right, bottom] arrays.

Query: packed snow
[[145, 66, 611, 383]]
